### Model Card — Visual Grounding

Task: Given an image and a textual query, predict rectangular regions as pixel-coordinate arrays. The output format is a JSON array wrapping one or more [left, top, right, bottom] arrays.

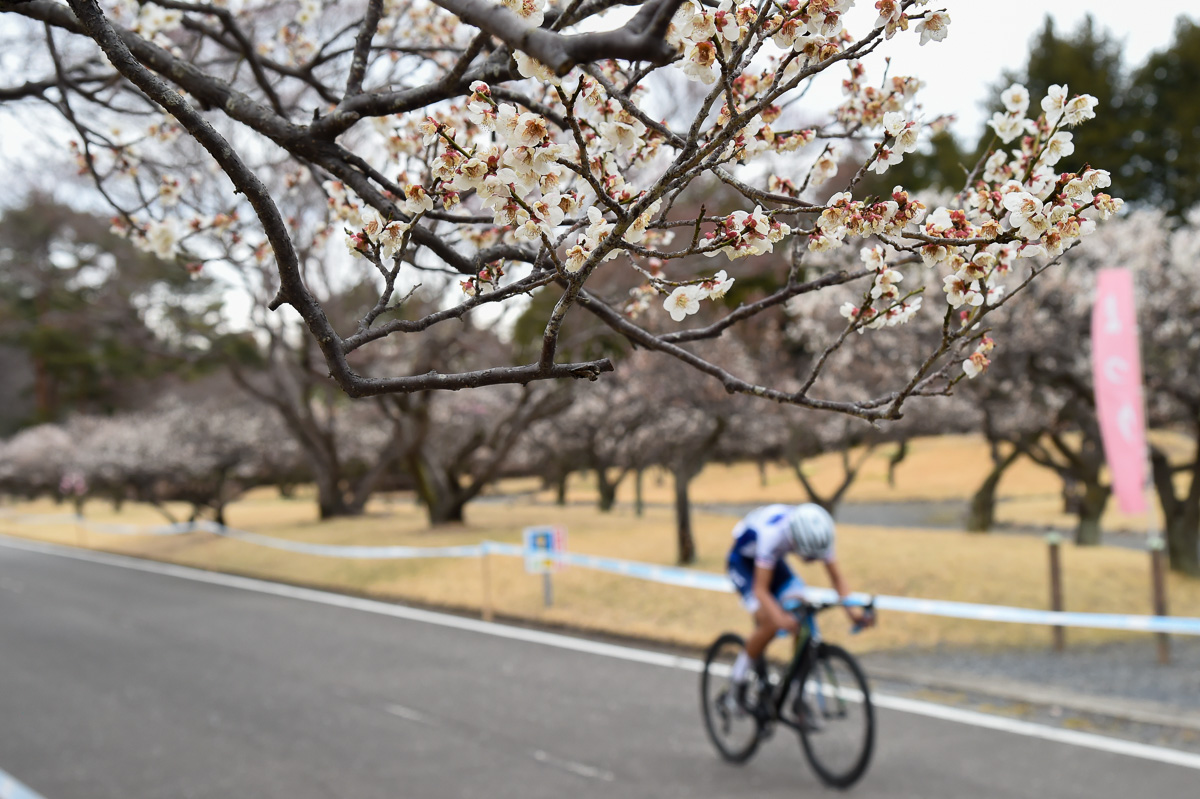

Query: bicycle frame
[[765, 600, 868, 733], [764, 604, 820, 732]]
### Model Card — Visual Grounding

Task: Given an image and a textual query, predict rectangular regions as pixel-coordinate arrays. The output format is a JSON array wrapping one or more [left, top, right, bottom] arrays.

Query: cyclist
[[726, 503, 872, 707]]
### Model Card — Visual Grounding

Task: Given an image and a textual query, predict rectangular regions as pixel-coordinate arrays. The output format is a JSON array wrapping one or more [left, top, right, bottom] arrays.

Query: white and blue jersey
[[726, 504, 834, 612]]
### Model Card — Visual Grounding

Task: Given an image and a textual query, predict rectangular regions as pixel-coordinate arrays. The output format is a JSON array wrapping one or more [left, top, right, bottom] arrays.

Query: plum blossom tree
[[523, 373, 656, 512], [65, 399, 296, 523], [958, 208, 1200, 571], [1129, 209, 1200, 575], [0, 0, 1121, 427], [0, 399, 300, 522], [0, 423, 75, 499], [390, 381, 572, 524]]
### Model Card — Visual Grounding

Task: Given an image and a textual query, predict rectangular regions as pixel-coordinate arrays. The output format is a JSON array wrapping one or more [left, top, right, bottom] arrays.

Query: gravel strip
[[865, 638, 1200, 712]]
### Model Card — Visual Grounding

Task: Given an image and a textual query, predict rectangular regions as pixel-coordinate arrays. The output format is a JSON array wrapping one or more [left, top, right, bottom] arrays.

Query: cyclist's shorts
[[726, 549, 806, 614]]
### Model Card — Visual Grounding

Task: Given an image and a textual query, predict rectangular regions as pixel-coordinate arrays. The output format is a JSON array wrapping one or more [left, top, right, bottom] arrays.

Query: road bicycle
[[700, 597, 876, 789]]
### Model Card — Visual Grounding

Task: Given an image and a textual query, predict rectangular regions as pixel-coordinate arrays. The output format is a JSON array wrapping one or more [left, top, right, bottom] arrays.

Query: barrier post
[[1046, 533, 1065, 652], [481, 543, 494, 622], [1149, 536, 1170, 664], [74, 514, 85, 548], [542, 572, 553, 608]]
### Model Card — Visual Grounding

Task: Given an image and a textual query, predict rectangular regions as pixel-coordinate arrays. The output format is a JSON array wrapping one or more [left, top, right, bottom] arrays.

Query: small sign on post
[[524, 526, 566, 608]]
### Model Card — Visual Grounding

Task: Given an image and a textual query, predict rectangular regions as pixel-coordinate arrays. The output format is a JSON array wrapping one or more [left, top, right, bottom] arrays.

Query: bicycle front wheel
[[797, 643, 875, 789], [700, 633, 762, 764]]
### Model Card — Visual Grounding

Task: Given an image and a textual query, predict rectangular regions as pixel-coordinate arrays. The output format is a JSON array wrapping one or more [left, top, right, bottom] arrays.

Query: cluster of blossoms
[[460, 262, 506, 297], [963, 336, 994, 379], [871, 111, 922, 174], [839, 245, 922, 331], [663, 270, 736, 321], [110, 208, 237, 267], [705, 206, 791, 259], [106, 0, 182, 40], [428, 83, 589, 261], [326, 180, 414, 262], [921, 83, 1118, 377], [874, 1, 949, 42], [811, 187, 927, 252]]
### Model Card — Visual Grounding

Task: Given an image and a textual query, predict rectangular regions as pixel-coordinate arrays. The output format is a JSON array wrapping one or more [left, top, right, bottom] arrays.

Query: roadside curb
[[864, 663, 1200, 733]]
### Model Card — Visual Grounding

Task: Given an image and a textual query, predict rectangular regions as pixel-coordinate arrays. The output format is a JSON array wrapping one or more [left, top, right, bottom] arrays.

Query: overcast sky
[[842, 2, 1197, 139]]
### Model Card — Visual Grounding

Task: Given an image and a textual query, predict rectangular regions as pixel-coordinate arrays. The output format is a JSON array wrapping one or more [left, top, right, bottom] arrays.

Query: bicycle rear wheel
[[797, 643, 875, 789], [700, 633, 762, 763]]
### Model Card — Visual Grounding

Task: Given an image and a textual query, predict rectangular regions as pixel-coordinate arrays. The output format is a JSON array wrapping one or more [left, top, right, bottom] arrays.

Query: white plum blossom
[[701, 270, 734, 300], [158, 175, 182, 207], [1039, 131, 1075, 166], [860, 245, 886, 271], [963, 349, 989, 378], [988, 110, 1031, 144], [682, 41, 719, 84], [943, 275, 984, 309], [500, 0, 545, 27], [871, 146, 903, 174], [143, 219, 178, 260], [1041, 84, 1069, 126], [871, 267, 904, 300], [1062, 94, 1099, 126], [402, 185, 434, 214], [663, 285, 702, 321], [513, 51, 558, 83], [812, 148, 840, 184], [915, 11, 950, 46], [598, 114, 648, 153], [1002, 190, 1049, 239], [1000, 84, 1030, 116]]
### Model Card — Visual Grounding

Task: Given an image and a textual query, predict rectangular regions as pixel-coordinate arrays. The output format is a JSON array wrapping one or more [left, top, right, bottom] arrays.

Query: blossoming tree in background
[[0, 0, 1120, 422]]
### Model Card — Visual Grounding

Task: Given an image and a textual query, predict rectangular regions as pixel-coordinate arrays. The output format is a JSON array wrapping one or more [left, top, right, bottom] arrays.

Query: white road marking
[[385, 704, 429, 724], [5, 534, 1200, 772], [531, 750, 615, 782], [871, 694, 1200, 771]]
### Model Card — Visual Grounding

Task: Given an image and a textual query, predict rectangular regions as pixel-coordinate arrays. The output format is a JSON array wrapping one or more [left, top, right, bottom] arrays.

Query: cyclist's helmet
[[786, 504, 835, 560]]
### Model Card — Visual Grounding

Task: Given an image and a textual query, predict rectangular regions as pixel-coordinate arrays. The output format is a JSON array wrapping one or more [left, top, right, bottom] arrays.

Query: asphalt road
[[0, 538, 1195, 799]]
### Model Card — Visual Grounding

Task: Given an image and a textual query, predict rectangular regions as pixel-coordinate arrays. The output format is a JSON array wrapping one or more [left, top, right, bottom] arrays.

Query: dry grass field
[[3, 435, 1196, 655]]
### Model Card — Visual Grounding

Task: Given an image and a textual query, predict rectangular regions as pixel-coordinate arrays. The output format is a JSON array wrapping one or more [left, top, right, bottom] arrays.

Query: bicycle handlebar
[[779, 596, 878, 634]]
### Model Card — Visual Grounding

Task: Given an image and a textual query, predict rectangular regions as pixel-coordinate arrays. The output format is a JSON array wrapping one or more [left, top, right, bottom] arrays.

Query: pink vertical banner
[[1091, 268, 1148, 514]]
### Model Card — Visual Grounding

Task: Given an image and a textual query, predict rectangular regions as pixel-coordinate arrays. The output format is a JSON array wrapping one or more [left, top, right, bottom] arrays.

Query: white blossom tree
[[0, 422, 75, 499], [0, 0, 1121, 428], [955, 208, 1200, 570]]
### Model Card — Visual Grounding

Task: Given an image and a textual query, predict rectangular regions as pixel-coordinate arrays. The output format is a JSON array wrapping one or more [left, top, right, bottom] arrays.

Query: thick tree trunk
[[427, 497, 467, 525], [1165, 514, 1200, 576], [316, 477, 355, 519], [555, 473, 568, 506], [967, 448, 1021, 533], [757, 460, 768, 488], [634, 468, 644, 517], [595, 467, 626, 512], [1151, 445, 1200, 576], [672, 464, 695, 565], [1074, 482, 1110, 546], [597, 478, 618, 512]]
